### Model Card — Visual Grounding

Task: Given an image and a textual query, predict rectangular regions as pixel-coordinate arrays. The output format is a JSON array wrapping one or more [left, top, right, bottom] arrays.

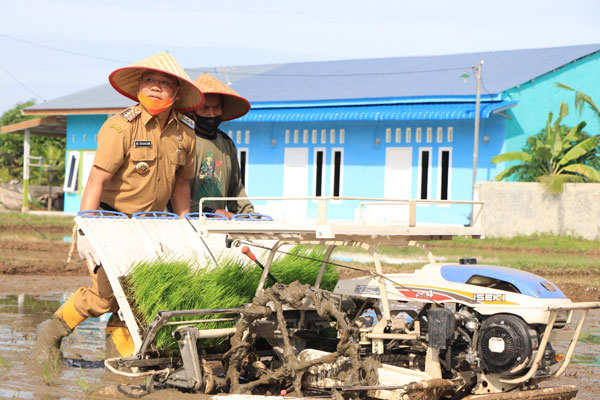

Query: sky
[[1, 0, 599, 115]]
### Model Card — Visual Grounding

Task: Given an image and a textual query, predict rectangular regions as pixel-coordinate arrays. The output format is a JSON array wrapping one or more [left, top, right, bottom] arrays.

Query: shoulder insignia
[[120, 107, 141, 122], [178, 113, 195, 130], [110, 124, 123, 133]]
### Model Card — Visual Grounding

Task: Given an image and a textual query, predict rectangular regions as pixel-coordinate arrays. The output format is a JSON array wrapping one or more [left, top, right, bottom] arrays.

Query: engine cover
[[477, 314, 535, 375]]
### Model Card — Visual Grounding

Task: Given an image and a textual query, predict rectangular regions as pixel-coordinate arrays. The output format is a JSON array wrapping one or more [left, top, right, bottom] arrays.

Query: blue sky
[[1, 0, 599, 115]]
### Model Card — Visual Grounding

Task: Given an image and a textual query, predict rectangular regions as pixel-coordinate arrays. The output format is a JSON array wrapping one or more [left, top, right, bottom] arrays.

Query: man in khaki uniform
[[188, 73, 254, 219], [32, 52, 204, 364]]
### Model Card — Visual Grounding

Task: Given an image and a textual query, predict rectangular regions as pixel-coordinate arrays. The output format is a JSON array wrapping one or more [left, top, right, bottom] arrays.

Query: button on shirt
[[93, 106, 196, 215]]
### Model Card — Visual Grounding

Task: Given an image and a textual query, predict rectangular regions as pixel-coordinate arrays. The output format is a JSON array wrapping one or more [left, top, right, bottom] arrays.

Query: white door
[[278, 148, 309, 220], [366, 147, 412, 222], [384, 147, 412, 198]]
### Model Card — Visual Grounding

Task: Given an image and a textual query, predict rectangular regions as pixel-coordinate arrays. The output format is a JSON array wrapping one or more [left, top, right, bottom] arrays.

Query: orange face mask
[[137, 92, 174, 115]]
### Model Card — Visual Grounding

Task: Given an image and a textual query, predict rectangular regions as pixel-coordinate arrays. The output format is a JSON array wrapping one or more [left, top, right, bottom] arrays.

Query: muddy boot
[[105, 313, 134, 361], [105, 318, 135, 374], [31, 317, 72, 367]]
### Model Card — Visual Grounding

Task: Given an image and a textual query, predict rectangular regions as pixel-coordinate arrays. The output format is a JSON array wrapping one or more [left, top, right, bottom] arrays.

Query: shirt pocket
[[130, 148, 156, 174]]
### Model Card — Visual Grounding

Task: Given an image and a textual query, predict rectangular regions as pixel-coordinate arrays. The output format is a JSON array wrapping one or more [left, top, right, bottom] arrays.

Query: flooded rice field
[[0, 291, 599, 399]]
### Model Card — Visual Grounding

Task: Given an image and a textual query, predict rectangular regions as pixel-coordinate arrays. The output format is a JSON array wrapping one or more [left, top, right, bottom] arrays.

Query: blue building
[[24, 44, 600, 224]]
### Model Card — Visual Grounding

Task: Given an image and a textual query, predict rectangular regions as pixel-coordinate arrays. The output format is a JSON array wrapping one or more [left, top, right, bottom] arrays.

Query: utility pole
[[470, 59, 484, 226]]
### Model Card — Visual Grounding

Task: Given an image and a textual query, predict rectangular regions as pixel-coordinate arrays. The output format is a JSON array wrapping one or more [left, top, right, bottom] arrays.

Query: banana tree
[[557, 82, 600, 122], [491, 102, 600, 193]]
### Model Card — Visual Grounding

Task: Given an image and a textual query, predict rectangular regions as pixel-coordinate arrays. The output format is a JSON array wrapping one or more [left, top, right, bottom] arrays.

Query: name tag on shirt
[[134, 140, 152, 148]]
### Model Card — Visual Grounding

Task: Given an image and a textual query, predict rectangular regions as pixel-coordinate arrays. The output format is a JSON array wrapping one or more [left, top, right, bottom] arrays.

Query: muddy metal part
[[77, 198, 599, 399]]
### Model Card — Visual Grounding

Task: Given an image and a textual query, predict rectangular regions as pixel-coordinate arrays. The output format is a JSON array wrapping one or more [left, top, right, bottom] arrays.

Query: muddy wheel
[[222, 281, 370, 396]]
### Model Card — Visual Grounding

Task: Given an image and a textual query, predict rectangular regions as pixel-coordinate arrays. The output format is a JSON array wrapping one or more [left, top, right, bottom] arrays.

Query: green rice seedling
[[76, 367, 88, 391], [0, 354, 10, 369], [126, 246, 338, 349]]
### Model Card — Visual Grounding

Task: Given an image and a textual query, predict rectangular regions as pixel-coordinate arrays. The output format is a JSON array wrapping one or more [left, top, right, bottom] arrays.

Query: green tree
[[0, 101, 65, 185], [491, 102, 600, 193]]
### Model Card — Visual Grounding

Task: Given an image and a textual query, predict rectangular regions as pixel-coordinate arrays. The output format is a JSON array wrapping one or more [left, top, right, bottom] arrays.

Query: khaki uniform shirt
[[93, 106, 196, 215], [190, 129, 254, 215]]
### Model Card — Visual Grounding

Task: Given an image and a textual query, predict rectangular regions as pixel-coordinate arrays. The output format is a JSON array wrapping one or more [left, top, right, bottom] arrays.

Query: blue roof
[[25, 44, 600, 112], [236, 100, 517, 122]]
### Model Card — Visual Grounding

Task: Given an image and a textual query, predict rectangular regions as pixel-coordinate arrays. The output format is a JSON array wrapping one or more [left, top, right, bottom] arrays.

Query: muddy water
[[0, 292, 598, 399], [0, 293, 124, 399]]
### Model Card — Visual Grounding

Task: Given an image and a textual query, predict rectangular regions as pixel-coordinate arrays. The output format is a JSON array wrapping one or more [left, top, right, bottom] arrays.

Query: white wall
[[477, 182, 600, 240]]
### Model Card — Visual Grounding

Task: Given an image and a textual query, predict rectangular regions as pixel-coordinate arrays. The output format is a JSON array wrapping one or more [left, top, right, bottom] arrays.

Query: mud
[[0, 225, 599, 399]]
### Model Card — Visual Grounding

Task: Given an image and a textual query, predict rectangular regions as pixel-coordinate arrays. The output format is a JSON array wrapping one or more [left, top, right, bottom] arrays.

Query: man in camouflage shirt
[[188, 73, 254, 219]]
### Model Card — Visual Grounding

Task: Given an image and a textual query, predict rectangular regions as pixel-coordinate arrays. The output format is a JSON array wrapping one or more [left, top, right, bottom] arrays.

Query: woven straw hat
[[109, 52, 204, 112], [193, 73, 250, 121]]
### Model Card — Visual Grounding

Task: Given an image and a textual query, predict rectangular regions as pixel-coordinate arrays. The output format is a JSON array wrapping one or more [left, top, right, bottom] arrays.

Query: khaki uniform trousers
[[55, 266, 119, 329]]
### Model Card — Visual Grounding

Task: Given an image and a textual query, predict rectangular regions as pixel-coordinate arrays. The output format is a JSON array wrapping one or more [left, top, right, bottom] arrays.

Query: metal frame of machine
[[74, 197, 597, 399]]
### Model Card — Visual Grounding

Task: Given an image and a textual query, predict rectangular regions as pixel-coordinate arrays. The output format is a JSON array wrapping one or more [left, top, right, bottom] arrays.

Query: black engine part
[[428, 307, 455, 349], [477, 314, 535, 375]]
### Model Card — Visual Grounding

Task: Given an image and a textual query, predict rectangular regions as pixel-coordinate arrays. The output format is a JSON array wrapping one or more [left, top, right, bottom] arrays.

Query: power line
[[187, 65, 474, 78], [0, 64, 46, 101], [1, 33, 476, 79], [0, 32, 129, 64]]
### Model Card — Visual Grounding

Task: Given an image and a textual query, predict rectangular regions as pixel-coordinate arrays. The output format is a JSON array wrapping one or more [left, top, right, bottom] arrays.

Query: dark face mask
[[194, 115, 222, 136]]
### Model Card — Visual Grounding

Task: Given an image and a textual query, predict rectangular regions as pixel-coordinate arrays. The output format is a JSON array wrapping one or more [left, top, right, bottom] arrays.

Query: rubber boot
[[105, 313, 134, 360], [31, 290, 86, 367], [31, 316, 72, 367]]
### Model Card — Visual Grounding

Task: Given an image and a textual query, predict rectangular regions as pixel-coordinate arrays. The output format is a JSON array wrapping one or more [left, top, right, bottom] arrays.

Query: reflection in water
[[0, 293, 108, 399]]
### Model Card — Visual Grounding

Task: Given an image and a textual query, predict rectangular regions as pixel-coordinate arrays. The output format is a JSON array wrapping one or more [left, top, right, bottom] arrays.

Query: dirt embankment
[[1, 222, 599, 302]]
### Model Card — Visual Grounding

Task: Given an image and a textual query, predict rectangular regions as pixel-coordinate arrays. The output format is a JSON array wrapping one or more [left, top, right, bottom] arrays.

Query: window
[[321, 129, 327, 144], [426, 127, 432, 143], [245, 130, 250, 144], [436, 127, 443, 143], [447, 127, 453, 143], [395, 128, 401, 143], [285, 129, 290, 144], [236, 130, 242, 144], [438, 148, 451, 200], [339, 129, 345, 144], [418, 148, 431, 200], [406, 127, 411, 143], [303, 129, 308, 144], [331, 148, 344, 197], [386, 128, 392, 143], [238, 148, 249, 187], [293, 129, 299, 144], [314, 148, 325, 197], [416, 127, 422, 143], [63, 151, 80, 192], [330, 129, 336, 144], [312, 129, 317, 144]]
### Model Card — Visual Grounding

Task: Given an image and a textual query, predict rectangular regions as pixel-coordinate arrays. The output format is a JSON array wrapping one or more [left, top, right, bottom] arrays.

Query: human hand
[[215, 209, 234, 220], [76, 229, 101, 266]]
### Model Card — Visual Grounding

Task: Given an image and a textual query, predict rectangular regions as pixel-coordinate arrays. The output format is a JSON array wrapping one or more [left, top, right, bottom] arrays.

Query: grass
[[333, 234, 600, 273], [126, 246, 338, 349], [0, 212, 74, 228], [0, 354, 10, 371], [41, 353, 61, 386], [75, 367, 89, 391]]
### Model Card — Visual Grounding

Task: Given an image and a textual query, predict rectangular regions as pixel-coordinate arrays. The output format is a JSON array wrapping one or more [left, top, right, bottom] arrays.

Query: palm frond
[[491, 151, 532, 164], [558, 136, 600, 166], [494, 165, 525, 181], [561, 163, 600, 182]]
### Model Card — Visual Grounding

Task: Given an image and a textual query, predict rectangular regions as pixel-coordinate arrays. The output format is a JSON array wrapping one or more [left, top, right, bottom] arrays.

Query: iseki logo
[[473, 293, 506, 302]]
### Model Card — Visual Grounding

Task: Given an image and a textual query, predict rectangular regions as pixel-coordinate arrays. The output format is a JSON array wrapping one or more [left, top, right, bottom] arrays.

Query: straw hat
[[109, 52, 204, 112], [193, 73, 250, 121]]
